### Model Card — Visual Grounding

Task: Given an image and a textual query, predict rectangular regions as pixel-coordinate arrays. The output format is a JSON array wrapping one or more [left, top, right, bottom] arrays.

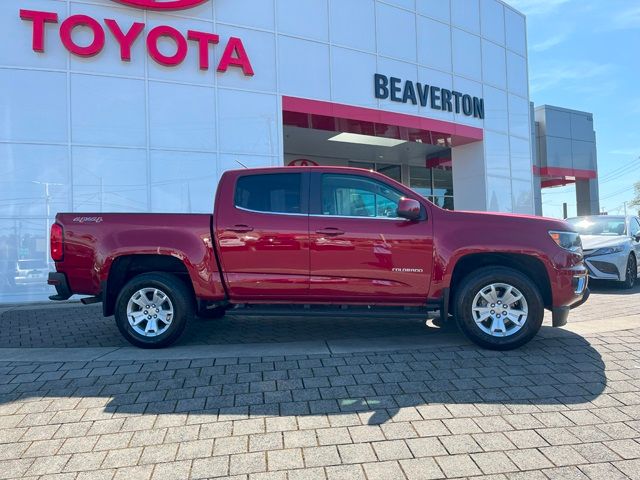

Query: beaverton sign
[[18, 5, 254, 75], [374, 73, 484, 119]]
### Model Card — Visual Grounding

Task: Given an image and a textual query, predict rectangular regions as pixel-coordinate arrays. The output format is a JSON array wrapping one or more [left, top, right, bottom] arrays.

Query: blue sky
[[508, 0, 640, 218]]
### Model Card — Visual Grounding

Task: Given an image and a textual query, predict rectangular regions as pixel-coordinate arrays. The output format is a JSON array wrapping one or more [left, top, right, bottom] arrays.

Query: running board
[[226, 304, 440, 319]]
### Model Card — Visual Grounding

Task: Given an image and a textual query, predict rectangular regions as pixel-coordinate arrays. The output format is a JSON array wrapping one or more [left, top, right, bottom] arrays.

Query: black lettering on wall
[[374, 74, 389, 99], [452, 91, 463, 114], [430, 86, 441, 110], [473, 97, 484, 119], [417, 83, 430, 107], [462, 94, 473, 116], [390, 77, 402, 102], [403, 81, 417, 104], [440, 89, 453, 112]]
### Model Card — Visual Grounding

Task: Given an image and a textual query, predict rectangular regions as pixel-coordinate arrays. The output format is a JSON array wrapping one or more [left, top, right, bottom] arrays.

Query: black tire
[[453, 267, 544, 350], [621, 255, 637, 290], [114, 272, 193, 349]]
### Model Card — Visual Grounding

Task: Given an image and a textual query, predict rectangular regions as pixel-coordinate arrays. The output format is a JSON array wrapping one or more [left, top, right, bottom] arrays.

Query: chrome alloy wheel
[[471, 283, 528, 337], [126, 288, 174, 337]]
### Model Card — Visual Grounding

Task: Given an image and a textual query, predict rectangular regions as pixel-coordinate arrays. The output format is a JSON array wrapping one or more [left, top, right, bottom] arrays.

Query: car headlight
[[549, 230, 582, 254], [591, 245, 625, 256]]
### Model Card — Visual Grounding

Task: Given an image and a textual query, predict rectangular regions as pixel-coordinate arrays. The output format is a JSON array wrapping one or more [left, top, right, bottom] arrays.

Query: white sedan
[[566, 215, 640, 289]]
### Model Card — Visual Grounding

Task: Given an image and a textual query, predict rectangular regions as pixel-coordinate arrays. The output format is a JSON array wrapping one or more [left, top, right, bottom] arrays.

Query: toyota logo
[[111, 0, 209, 10]]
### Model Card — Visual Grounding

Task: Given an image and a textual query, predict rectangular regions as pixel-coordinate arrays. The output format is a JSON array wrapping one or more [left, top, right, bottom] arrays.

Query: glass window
[[409, 166, 432, 197], [630, 218, 640, 236], [432, 167, 453, 197], [321, 174, 403, 218], [566, 216, 627, 236], [235, 173, 301, 214]]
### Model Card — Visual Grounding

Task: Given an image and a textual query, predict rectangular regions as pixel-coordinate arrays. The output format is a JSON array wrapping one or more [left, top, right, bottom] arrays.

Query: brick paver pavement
[[0, 325, 638, 478], [0, 282, 638, 479]]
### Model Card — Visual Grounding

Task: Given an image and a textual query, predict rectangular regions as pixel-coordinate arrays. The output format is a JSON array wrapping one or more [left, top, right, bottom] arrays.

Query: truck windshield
[[566, 216, 626, 236]]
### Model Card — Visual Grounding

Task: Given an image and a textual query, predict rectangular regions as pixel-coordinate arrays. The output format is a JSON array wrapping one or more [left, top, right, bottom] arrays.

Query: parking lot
[[0, 282, 638, 479]]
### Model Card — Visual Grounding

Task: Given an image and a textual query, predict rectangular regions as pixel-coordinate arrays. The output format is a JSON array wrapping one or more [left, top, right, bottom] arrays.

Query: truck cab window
[[235, 173, 301, 214], [321, 174, 403, 218]]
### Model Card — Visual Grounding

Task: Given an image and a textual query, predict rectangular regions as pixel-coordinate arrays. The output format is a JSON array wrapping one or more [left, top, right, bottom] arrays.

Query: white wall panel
[[481, 40, 506, 89], [452, 29, 481, 81], [506, 51, 528, 98], [383, 0, 416, 11], [150, 150, 218, 213], [148, 81, 216, 151], [486, 175, 513, 212], [329, 0, 376, 52], [480, 0, 505, 45], [0, 70, 67, 143], [0, 143, 69, 218], [71, 74, 146, 147], [376, 3, 417, 63], [482, 86, 508, 133], [215, 26, 277, 93], [217, 89, 278, 155], [277, 0, 328, 42], [484, 131, 510, 177], [451, 0, 480, 33], [511, 178, 534, 213], [331, 47, 378, 109], [509, 136, 532, 180], [505, 7, 526, 55], [0, 0, 68, 70], [417, 16, 452, 72], [71, 146, 148, 212], [508, 93, 530, 139], [215, 0, 275, 30], [278, 36, 330, 100], [417, 0, 451, 24]]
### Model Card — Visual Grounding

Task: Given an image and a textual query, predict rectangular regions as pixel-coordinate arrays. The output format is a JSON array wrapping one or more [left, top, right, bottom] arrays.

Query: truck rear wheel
[[114, 272, 193, 349], [453, 267, 544, 350]]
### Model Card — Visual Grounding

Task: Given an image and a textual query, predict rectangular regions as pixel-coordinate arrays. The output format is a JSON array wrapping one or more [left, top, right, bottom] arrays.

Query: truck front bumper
[[551, 271, 590, 327], [48, 272, 72, 301]]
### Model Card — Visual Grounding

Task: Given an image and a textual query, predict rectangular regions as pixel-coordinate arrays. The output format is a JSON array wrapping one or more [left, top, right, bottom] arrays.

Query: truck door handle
[[227, 224, 253, 233], [316, 227, 345, 236]]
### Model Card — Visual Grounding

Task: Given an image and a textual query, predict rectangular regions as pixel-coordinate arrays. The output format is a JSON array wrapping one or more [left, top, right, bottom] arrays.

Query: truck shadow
[[0, 323, 609, 426]]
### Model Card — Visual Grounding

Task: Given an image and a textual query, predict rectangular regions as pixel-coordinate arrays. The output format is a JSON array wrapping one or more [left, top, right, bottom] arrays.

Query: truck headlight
[[549, 230, 582, 254], [591, 245, 624, 256]]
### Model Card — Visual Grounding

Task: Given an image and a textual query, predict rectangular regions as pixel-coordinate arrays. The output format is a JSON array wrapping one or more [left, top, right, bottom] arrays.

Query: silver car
[[566, 215, 640, 289]]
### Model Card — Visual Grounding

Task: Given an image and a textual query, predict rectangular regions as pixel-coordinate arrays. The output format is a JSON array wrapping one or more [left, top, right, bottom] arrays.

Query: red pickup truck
[[48, 167, 589, 350]]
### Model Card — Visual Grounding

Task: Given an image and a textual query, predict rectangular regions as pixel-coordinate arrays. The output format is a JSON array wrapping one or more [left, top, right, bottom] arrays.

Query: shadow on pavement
[[588, 279, 640, 296], [0, 325, 608, 425]]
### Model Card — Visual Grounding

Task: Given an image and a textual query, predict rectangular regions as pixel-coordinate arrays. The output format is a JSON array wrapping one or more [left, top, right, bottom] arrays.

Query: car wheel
[[621, 255, 637, 290], [454, 267, 544, 350], [115, 272, 193, 349]]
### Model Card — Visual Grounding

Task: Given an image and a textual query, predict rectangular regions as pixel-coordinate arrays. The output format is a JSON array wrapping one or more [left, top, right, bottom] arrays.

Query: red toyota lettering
[[60, 15, 105, 57], [217, 37, 254, 76], [146, 25, 189, 66], [20, 9, 58, 52], [187, 30, 219, 70], [105, 19, 145, 61]]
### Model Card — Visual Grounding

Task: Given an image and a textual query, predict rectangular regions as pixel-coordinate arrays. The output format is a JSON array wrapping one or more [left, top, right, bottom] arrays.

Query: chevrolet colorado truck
[[48, 166, 590, 350]]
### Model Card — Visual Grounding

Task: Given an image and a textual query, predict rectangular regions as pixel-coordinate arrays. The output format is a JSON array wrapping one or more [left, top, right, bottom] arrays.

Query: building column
[[452, 142, 486, 211], [576, 179, 600, 216]]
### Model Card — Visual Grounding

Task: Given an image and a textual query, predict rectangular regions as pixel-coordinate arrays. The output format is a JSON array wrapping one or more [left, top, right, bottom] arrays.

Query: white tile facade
[[0, 0, 532, 303]]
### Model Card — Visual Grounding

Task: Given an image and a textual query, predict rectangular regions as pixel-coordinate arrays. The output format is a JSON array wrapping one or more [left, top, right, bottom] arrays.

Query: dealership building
[[0, 0, 600, 303]]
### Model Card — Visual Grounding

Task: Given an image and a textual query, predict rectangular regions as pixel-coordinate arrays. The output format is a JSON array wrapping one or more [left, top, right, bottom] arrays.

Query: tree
[[632, 181, 640, 208]]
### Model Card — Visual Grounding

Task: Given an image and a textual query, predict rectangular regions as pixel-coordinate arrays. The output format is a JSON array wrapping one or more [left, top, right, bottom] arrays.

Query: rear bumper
[[47, 272, 72, 301]]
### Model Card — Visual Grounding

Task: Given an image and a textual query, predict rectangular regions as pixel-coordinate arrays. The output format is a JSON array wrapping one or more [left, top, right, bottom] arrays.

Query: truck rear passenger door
[[308, 172, 433, 303], [214, 171, 309, 300]]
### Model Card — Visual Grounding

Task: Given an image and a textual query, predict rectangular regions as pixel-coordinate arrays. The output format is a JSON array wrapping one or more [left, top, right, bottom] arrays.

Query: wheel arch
[[449, 253, 552, 309], [103, 254, 194, 317]]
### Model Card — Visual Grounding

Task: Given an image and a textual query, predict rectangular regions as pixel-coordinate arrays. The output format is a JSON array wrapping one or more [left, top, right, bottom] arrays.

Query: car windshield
[[566, 216, 627, 236]]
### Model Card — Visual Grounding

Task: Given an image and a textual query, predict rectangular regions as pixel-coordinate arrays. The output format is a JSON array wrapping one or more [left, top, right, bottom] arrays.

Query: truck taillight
[[50, 223, 64, 262]]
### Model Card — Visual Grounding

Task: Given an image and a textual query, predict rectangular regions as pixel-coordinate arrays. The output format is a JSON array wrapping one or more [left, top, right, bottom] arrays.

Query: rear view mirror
[[397, 198, 421, 220]]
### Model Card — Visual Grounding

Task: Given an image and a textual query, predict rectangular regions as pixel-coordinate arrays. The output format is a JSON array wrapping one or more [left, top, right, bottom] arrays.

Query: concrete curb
[[0, 316, 637, 363]]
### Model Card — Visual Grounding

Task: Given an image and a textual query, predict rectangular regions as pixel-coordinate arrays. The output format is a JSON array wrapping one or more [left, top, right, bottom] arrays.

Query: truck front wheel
[[453, 267, 544, 350], [114, 272, 193, 348]]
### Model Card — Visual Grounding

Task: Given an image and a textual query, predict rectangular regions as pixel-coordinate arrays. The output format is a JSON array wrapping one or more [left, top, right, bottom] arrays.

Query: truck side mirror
[[397, 198, 421, 221]]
